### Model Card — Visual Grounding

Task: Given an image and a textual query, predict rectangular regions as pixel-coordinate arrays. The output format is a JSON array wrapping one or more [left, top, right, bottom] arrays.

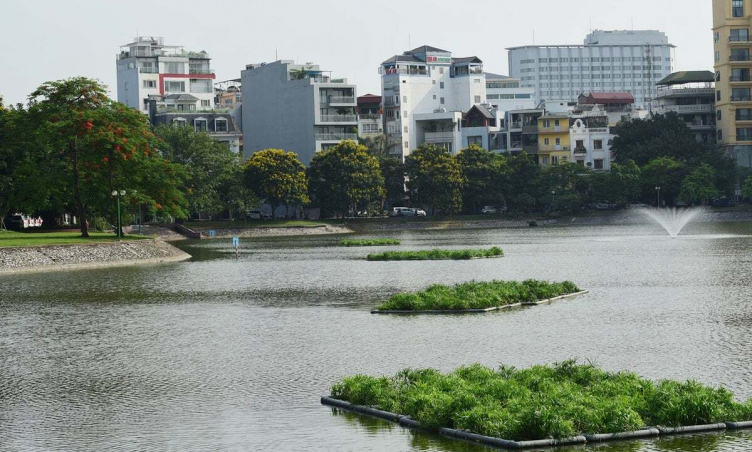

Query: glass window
[[732, 87, 751, 100], [215, 118, 228, 132], [594, 140, 603, 150], [190, 79, 212, 93], [165, 81, 185, 93], [733, 0, 744, 17], [194, 119, 207, 132], [737, 108, 752, 120], [731, 29, 750, 42]]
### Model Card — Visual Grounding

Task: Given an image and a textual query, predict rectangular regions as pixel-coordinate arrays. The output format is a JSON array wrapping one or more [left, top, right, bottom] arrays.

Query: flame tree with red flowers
[[28, 77, 187, 237]]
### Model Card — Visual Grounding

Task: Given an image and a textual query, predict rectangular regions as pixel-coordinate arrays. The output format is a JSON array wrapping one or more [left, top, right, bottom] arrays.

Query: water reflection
[[1, 221, 752, 451]]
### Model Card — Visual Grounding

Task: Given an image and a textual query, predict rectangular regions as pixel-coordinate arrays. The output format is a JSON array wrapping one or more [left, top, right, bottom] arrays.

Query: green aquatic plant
[[330, 361, 752, 441], [376, 280, 580, 311], [367, 247, 503, 261], [339, 238, 401, 247]]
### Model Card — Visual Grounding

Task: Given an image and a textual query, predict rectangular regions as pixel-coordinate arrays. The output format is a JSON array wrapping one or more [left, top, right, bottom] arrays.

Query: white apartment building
[[508, 30, 676, 109], [116, 36, 215, 114], [485, 73, 536, 113], [380, 45, 486, 159], [241, 60, 357, 165], [570, 108, 614, 170]]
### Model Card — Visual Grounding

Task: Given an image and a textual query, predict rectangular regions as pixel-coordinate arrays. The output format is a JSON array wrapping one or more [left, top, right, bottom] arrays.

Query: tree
[[404, 144, 463, 216], [380, 157, 406, 209], [307, 140, 385, 218], [537, 162, 587, 210], [743, 176, 752, 200], [611, 113, 705, 166], [608, 160, 642, 206], [456, 145, 509, 214], [679, 164, 720, 205], [155, 124, 240, 219], [640, 157, 688, 206], [28, 77, 187, 236], [504, 152, 540, 212], [359, 134, 389, 160], [243, 149, 309, 219]]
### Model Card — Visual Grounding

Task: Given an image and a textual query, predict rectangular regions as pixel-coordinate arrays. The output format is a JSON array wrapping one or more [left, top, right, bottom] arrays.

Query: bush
[[330, 361, 752, 441], [367, 247, 503, 261], [376, 279, 581, 311]]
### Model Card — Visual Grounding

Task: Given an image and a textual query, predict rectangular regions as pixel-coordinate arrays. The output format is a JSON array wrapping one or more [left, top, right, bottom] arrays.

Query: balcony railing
[[320, 114, 357, 123], [509, 121, 522, 129], [326, 96, 355, 104], [730, 36, 752, 43], [737, 134, 752, 141], [658, 104, 713, 114], [358, 114, 381, 120], [732, 96, 752, 101], [737, 115, 752, 121], [424, 132, 456, 142], [316, 133, 358, 141], [731, 76, 752, 82], [139, 67, 159, 74], [574, 147, 587, 155], [189, 68, 214, 75], [384, 98, 400, 107], [730, 55, 752, 62], [522, 125, 538, 134]]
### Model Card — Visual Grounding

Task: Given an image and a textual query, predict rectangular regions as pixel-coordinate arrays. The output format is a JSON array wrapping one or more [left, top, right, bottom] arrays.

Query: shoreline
[[190, 224, 353, 238], [0, 239, 191, 275]]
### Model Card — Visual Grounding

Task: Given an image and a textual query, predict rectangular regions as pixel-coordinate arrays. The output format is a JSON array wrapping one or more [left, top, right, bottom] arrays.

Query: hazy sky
[[1, 0, 713, 106]]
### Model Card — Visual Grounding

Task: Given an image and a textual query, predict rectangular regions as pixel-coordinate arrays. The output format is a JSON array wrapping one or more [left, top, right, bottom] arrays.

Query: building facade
[[537, 114, 572, 166], [713, 0, 752, 167], [485, 73, 536, 113], [116, 36, 215, 114], [241, 60, 357, 165], [570, 110, 613, 171], [653, 71, 716, 144], [357, 94, 383, 138], [380, 45, 485, 159], [508, 30, 675, 109]]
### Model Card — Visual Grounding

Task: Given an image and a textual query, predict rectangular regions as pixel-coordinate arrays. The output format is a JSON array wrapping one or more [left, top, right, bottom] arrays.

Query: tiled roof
[[657, 71, 715, 86]]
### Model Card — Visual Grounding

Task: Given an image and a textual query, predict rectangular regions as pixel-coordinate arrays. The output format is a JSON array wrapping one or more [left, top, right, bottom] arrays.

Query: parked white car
[[482, 205, 507, 215], [390, 207, 416, 217], [414, 208, 427, 217]]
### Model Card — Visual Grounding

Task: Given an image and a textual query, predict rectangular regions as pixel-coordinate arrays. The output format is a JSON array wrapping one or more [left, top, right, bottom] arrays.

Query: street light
[[655, 186, 661, 208], [551, 190, 556, 206], [111, 189, 126, 240]]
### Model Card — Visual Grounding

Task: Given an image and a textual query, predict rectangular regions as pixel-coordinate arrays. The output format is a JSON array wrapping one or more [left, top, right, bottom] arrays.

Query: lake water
[[2, 221, 752, 451]]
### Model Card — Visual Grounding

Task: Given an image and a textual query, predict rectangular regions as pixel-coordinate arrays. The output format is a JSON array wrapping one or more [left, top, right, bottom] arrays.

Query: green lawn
[[0, 231, 153, 248], [183, 220, 328, 229]]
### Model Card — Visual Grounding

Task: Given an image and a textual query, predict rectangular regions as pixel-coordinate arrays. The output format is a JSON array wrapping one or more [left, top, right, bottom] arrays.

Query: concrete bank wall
[[0, 240, 191, 274], [193, 225, 352, 239]]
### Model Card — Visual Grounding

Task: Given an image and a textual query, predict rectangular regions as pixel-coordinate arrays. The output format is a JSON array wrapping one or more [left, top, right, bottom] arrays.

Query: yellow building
[[713, 0, 752, 166], [537, 115, 571, 166]]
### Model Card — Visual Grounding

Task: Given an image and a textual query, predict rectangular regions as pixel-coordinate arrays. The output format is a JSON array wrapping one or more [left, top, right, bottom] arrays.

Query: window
[[732, 87, 751, 100], [468, 136, 483, 146], [432, 80, 436, 85], [194, 118, 208, 132], [404, 141, 409, 148], [554, 119, 560, 127], [731, 28, 750, 42], [733, 0, 744, 17], [362, 123, 379, 133], [738, 127, 752, 140], [143, 80, 156, 89], [440, 82, 445, 89], [165, 81, 186, 93], [403, 96, 407, 103], [718, 90, 722, 102], [474, 95, 481, 103], [440, 97, 445, 104], [594, 140, 603, 150], [555, 137, 561, 145], [594, 159, 604, 170], [737, 108, 752, 120], [718, 110, 723, 121], [201, 100, 211, 107], [544, 138, 550, 145], [731, 48, 750, 61], [552, 156, 559, 164], [165, 62, 185, 74], [543, 120, 550, 128], [732, 68, 750, 81], [439, 67, 444, 74], [403, 111, 408, 118], [718, 129, 723, 141], [172, 118, 187, 127], [403, 126, 408, 133], [190, 79, 212, 93], [433, 95, 437, 100], [214, 118, 228, 132]]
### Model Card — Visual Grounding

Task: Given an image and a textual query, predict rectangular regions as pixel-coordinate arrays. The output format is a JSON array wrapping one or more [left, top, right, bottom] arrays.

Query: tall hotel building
[[713, 0, 752, 167], [508, 30, 676, 109]]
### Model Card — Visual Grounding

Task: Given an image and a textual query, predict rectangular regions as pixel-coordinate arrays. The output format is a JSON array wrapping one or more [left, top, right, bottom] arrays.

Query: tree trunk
[[71, 142, 89, 238], [270, 203, 277, 220]]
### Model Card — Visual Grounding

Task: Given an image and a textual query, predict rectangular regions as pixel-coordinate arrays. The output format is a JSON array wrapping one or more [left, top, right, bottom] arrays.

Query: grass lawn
[[183, 220, 328, 229], [0, 231, 153, 248], [331, 360, 752, 441]]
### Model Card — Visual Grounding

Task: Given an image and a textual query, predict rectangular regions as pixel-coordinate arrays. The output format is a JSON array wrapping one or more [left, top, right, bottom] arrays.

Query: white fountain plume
[[638, 207, 705, 238]]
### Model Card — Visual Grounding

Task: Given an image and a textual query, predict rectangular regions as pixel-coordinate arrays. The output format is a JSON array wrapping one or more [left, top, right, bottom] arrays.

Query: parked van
[[390, 207, 415, 217]]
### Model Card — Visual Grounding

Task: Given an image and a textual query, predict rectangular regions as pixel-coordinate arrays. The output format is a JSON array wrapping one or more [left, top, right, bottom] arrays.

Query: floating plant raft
[[371, 280, 585, 314], [322, 361, 752, 449], [367, 247, 503, 261], [339, 238, 401, 247]]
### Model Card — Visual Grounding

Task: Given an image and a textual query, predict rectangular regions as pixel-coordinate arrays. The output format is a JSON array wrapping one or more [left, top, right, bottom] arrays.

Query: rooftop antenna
[[275, 47, 278, 61], [408, 33, 411, 49]]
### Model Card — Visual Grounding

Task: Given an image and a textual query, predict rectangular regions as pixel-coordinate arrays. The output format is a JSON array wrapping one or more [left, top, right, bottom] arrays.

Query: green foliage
[[743, 176, 752, 200], [307, 140, 385, 217], [243, 149, 309, 219], [359, 134, 389, 160], [679, 164, 720, 205], [339, 238, 401, 247], [376, 279, 578, 311], [608, 160, 642, 205], [641, 157, 688, 206], [155, 124, 245, 218], [331, 361, 752, 441], [26, 77, 187, 235], [612, 113, 706, 167], [456, 145, 509, 214], [367, 247, 503, 262], [504, 153, 540, 212], [379, 157, 406, 208], [405, 144, 464, 215]]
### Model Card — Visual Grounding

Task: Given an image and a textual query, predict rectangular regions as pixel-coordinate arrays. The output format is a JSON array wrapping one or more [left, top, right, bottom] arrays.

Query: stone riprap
[[0, 240, 190, 274]]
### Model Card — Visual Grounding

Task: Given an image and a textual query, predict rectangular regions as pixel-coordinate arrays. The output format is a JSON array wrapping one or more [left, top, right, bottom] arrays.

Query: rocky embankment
[[0, 240, 191, 274]]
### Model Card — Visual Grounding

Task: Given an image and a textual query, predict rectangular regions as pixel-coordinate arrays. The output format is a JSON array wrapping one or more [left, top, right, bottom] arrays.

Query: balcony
[[730, 55, 752, 62], [737, 115, 752, 121], [139, 67, 159, 74], [732, 96, 752, 101], [324, 96, 356, 105], [384, 98, 400, 107], [657, 104, 713, 114], [358, 114, 381, 121], [319, 114, 357, 123], [731, 76, 752, 82], [737, 134, 752, 142], [189, 68, 214, 75], [522, 125, 539, 134], [574, 147, 587, 155], [424, 132, 456, 143], [316, 133, 358, 141]]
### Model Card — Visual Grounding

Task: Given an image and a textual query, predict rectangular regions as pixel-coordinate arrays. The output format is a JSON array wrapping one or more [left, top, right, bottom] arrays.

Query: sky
[[0, 0, 714, 106]]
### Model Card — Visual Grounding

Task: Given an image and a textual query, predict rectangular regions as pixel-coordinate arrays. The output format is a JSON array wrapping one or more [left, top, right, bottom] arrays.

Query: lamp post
[[132, 190, 142, 236], [551, 190, 556, 206], [655, 186, 661, 208], [111, 190, 126, 240]]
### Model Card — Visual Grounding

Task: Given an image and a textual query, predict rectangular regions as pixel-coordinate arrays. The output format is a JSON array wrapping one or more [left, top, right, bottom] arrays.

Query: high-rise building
[[507, 30, 675, 109], [241, 60, 357, 165], [116, 36, 215, 114], [380, 45, 486, 159], [653, 71, 716, 144], [485, 73, 537, 113], [713, 0, 752, 167]]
